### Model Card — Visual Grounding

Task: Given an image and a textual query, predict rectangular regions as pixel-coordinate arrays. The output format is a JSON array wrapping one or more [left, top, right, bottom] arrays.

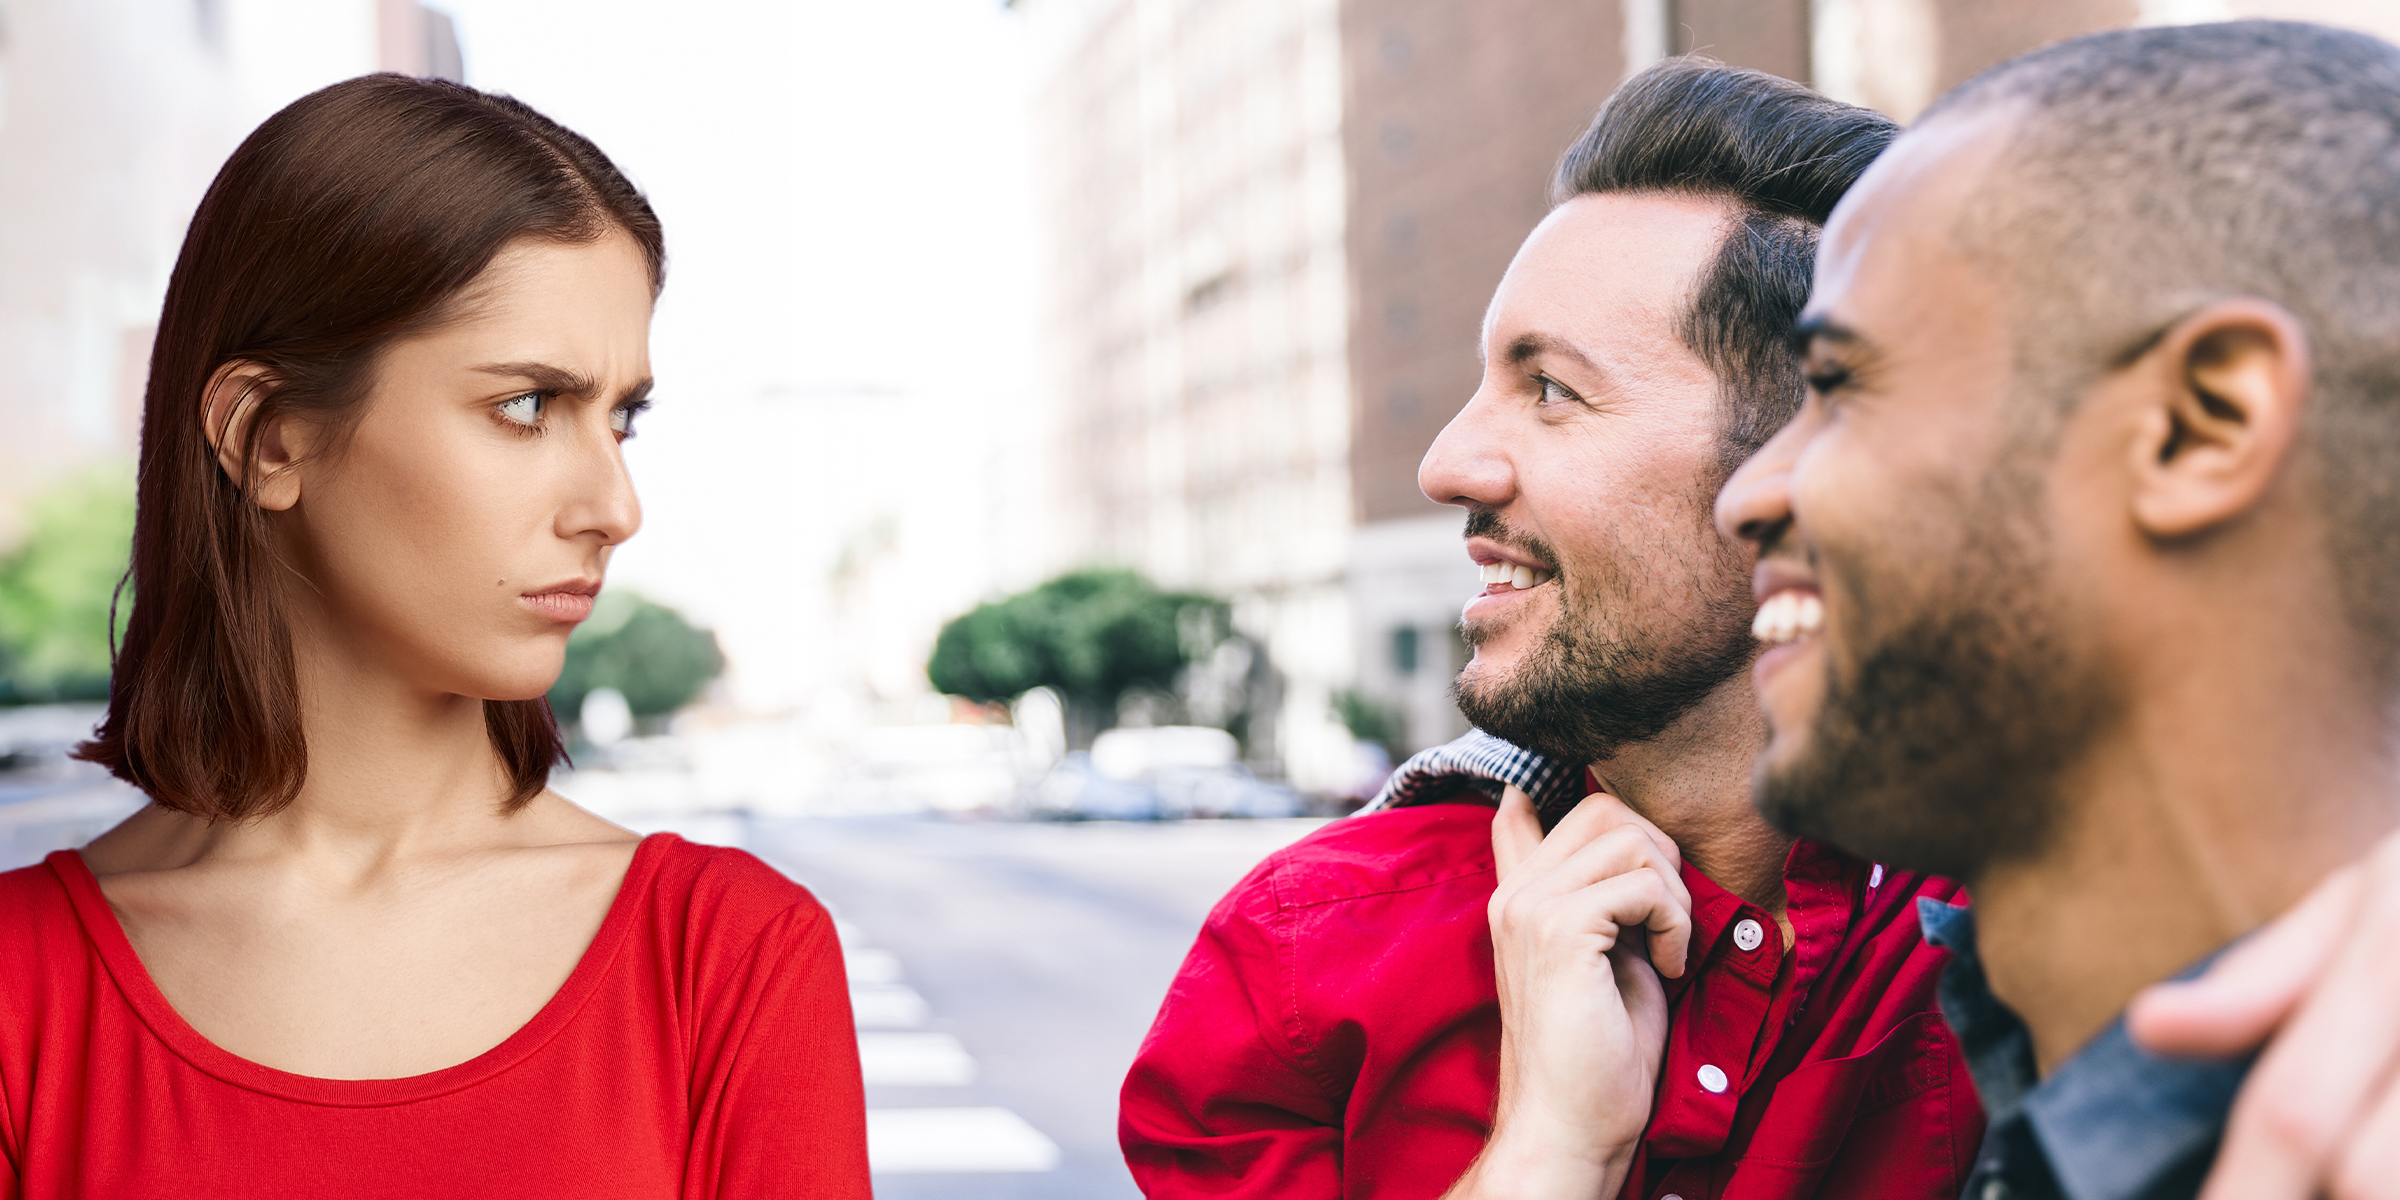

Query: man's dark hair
[[1554, 58, 1899, 476], [1922, 20, 2400, 674]]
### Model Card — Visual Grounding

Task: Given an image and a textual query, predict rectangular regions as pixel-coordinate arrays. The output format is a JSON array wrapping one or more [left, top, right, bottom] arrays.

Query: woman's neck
[[200, 596, 529, 869]]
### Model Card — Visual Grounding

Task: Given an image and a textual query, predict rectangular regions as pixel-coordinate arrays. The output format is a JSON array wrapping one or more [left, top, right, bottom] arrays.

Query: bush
[[0, 468, 135, 704], [549, 591, 725, 726]]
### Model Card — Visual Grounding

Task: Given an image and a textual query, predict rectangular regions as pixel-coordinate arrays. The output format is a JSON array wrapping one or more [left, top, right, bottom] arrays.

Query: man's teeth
[[1750, 591, 1825, 646], [1478, 561, 1554, 590]]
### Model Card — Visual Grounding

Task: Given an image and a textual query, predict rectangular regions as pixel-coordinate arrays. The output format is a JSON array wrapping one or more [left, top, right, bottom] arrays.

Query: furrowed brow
[[472, 361, 601, 397]]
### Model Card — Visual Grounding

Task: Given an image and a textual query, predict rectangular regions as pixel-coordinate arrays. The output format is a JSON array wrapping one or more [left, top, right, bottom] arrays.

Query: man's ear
[[200, 361, 310, 512], [2125, 299, 2311, 539]]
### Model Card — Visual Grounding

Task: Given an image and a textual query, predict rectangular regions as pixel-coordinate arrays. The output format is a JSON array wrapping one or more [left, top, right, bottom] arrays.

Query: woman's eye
[[497, 392, 546, 427]]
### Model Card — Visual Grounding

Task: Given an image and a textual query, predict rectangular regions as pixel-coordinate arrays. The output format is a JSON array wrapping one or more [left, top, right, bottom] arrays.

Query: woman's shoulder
[[0, 856, 99, 1008], [0, 855, 85, 939], [632, 835, 837, 965]]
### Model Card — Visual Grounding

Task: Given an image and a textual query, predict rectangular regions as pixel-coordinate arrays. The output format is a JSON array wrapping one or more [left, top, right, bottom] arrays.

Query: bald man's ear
[[2126, 300, 2310, 539], [200, 361, 310, 512]]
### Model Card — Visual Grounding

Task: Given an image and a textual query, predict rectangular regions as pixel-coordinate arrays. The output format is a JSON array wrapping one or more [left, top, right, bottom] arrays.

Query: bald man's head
[[1926, 19, 2400, 668]]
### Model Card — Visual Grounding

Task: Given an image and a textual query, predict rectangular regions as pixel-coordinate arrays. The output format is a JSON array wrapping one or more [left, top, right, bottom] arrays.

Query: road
[[748, 815, 1329, 1199]]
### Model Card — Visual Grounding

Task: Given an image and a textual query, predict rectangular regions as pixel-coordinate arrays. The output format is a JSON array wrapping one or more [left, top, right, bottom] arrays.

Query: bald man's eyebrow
[[1789, 314, 1875, 358]]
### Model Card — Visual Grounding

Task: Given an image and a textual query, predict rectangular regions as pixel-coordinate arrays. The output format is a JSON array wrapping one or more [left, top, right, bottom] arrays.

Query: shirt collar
[[1918, 898, 2253, 1200]]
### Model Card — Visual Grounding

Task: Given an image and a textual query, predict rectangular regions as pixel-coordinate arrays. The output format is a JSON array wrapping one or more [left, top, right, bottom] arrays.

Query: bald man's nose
[[1716, 427, 1797, 546]]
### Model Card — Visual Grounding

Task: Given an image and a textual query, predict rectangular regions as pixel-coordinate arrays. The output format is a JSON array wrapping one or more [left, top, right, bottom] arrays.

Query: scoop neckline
[[48, 831, 674, 1108]]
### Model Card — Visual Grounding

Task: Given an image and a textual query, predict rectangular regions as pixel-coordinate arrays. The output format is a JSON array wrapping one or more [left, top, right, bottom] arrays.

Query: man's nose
[[1715, 421, 1800, 546], [1418, 388, 1514, 510]]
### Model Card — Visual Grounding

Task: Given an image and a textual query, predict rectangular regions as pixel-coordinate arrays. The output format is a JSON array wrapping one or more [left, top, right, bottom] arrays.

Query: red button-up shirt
[[1120, 802, 1982, 1199]]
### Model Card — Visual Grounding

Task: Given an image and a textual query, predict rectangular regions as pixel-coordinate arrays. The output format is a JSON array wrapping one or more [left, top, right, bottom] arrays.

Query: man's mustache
[[1463, 509, 1565, 574]]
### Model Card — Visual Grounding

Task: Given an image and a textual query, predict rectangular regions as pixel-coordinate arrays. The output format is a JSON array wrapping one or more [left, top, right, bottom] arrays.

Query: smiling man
[[1119, 60, 1988, 1200], [1715, 20, 2400, 1198]]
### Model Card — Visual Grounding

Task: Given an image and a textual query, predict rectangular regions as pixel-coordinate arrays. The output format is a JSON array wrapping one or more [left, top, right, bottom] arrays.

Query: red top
[[1120, 802, 1984, 1200], [0, 834, 869, 1199]]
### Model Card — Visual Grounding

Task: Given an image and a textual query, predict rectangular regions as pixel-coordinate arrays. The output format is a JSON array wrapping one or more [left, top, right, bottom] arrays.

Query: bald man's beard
[[1751, 464, 2107, 883], [1453, 511, 1758, 778]]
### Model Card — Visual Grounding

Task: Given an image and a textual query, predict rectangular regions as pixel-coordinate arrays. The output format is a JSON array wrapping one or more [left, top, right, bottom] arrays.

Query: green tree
[[0, 467, 135, 704], [549, 591, 725, 726], [927, 568, 1229, 746]]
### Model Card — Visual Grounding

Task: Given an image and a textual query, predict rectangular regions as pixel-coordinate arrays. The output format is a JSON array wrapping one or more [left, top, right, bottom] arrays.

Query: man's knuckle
[[2245, 1089, 2340, 1164]]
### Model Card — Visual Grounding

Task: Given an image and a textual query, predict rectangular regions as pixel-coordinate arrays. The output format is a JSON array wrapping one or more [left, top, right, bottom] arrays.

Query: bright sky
[[225, 0, 1044, 712]]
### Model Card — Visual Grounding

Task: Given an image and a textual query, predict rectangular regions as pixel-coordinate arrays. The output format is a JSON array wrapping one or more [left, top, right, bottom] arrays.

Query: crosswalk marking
[[858, 1031, 979, 1086], [866, 1108, 1064, 1174], [844, 948, 904, 986], [850, 982, 930, 1029], [820, 910, 1063, 1176]]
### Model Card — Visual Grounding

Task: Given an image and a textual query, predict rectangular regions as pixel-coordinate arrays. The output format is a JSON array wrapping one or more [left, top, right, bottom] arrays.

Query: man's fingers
[[2196, 848, 2400, 1200], [1493, 785, 1544, 880], [1501, 823, 1691, 932], [2128, 865, 2359, 1057], [1548, 789, 1681, 867], [2328, 1080, 2400, 1200], [1551, 868, 1693, 980]]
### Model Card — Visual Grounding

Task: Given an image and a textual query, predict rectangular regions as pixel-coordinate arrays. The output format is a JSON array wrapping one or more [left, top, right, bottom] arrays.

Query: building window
[[1391, 625, 1420, 676]]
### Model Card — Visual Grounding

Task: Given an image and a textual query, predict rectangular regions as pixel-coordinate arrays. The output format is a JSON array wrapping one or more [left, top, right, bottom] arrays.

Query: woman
[[0, 76, 869, 1197]]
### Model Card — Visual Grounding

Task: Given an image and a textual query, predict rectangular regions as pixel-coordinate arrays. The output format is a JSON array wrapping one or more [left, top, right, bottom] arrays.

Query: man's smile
[[1464, 536, 1557, 621], [1748, 558, 1825, 699]]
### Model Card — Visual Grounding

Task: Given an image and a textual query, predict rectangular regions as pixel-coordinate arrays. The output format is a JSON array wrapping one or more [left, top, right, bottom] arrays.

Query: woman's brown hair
[[75, 74, 666, 821]]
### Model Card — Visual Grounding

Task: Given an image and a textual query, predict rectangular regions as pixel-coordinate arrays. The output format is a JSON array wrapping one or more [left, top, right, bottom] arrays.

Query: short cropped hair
[[1925, 21, 2400, 669], [1555, 58, 1899, 476], [76, 75, 665, 821]]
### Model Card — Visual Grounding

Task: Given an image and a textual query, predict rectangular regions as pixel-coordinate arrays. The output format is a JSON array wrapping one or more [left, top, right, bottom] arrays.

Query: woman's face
[[273, 231, 652, 703]]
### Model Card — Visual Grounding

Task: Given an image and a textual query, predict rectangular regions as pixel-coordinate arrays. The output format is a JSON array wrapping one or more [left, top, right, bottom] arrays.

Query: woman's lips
[[523, 589, 597, 623]]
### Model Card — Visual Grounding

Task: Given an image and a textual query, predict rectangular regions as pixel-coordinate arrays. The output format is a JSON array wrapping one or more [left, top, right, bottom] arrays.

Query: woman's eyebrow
[[471, 361, 600, 396]]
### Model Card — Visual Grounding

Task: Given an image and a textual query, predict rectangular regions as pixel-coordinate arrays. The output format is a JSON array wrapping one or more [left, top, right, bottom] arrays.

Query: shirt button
[[1733, 918, 1765, 952], [1697, 1063, 1729, 1093], [1663, 1195, 1686, 1200]]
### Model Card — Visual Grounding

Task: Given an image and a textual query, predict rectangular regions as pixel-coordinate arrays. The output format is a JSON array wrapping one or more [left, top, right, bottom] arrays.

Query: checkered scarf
[[1358, 729, 1588, 826]]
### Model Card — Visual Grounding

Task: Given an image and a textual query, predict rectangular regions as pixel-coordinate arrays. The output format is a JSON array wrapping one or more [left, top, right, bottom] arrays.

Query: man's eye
[[609, 405, 636, 437], [497, 392, 546, 426], [1537, 376, 1580, 405]]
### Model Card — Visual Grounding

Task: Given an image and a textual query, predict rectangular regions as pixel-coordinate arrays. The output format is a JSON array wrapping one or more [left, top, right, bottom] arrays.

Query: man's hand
[[2126, 829, 2400, 1199], [1443, 785, 1692, 1200]]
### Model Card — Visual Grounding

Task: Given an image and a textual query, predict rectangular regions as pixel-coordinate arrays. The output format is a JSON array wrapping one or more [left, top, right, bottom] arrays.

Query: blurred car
[[1027, 726, 1302, 820]]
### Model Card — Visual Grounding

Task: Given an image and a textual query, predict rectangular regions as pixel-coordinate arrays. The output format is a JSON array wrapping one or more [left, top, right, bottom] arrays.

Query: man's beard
[[1453, 508, 1758, 767], [1751, 462, 2108, 883]]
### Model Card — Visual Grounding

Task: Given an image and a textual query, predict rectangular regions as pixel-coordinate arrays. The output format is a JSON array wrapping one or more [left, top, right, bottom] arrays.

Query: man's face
[[1714, 111, 2112, 880], [1419, 192, 1758, 766]]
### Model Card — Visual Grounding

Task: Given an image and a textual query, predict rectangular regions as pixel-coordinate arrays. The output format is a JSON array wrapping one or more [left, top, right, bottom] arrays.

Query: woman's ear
[[200, 361, 310, 512], [2125, 299, 2311, 539]]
